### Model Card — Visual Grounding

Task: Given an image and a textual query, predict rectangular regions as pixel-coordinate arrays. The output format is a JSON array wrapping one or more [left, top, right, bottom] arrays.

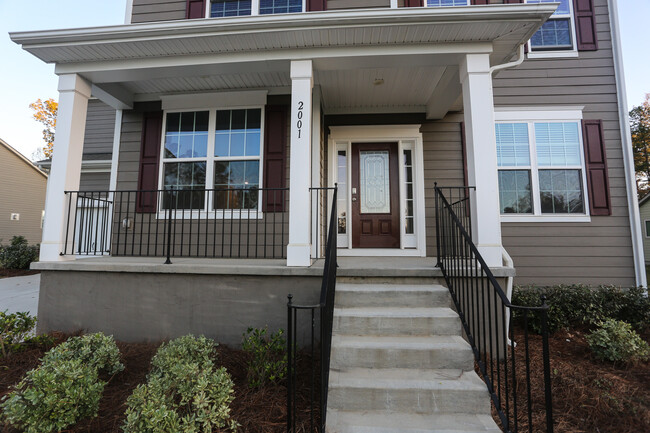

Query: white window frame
[[645, 220, 650, 238], [423, 0, 469, 8], [526, 0, 579, 59], [496, 107, 591, 223], [157, 105, 265, 219], [206, 0, 305, 18]]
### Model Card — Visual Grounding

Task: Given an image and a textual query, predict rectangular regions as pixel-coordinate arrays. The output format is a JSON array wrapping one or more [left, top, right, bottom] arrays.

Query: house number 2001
[[297, 101, 304, 138]]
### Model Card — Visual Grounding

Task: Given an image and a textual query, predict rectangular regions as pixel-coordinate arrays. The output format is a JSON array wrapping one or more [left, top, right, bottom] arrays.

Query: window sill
[[527, 50, 579, 59], [154, 211, 266, 220], [500, 214, 591, 223]]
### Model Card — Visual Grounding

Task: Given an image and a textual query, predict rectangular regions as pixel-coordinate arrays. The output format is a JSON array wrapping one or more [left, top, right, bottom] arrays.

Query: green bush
[[0, 236, 39, 270], [0, 333, 124, 433], [122, 335, 237, 433], [242, 327, 287, 388], [512, 285, 650, 334], [0, 311, 54, 357], [586, 319, 650, 364]]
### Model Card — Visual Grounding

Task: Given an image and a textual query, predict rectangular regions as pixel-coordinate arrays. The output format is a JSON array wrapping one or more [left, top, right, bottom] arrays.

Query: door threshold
[[337, 248, 424, 257]]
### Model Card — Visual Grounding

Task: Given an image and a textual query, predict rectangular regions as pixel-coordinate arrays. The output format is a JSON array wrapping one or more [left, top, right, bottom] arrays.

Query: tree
[[29, 98, 58, 158], [630, 94, 650, 198]]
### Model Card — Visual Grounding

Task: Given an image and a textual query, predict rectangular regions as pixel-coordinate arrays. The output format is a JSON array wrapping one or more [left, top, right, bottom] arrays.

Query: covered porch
[[11, 4, 556, 268]]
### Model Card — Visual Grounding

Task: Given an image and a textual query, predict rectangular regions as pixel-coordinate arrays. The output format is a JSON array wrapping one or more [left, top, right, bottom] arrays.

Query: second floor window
[[210, 0, 302, 17], [427, 0, 468, 6], [527, 0, 575, 52]]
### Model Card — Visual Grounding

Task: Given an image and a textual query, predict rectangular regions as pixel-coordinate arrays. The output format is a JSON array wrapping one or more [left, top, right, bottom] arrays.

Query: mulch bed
[[483, 326, 650, 433], [0, 269, 39, 279], [0, 334, 317, 433]]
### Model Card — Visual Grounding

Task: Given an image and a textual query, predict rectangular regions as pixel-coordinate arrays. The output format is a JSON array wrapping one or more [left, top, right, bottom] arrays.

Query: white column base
[[287, 244, 312, 267], [39, 243, 75, 262], [477, 245, 503, 268]]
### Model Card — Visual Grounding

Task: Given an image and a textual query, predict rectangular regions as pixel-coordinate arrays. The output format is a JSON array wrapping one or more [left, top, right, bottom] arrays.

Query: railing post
[[540, 295, 554, 433], [287, 294, 293, 433], [164, 189, 173, 265], [434, 183, 441, 267]]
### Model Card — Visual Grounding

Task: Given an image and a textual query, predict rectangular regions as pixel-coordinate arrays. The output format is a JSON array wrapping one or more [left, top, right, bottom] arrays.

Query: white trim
[[501, 215, 591, 223], [527, 51, 579, 59], [495, 107, 584, 121], [124, 0, 133, 25], [109, 109, 122, 191], [609, 0, 647, 288], [644, 220, 650, 238], [161, 91, 267, 111], [328, 125, 426, 257]]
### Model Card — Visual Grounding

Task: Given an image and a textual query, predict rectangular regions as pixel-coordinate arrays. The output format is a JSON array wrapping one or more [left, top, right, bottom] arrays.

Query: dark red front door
[[351, 142, 400, 248]]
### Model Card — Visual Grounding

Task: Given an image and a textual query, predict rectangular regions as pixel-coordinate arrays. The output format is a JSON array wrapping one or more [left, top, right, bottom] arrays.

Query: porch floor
[[31, 256, 514, 278]]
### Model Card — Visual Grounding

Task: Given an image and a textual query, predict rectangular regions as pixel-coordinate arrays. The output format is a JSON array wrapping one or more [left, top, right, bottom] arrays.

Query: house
[[0, 138, 47, 245], [9, 1, 642, 431]]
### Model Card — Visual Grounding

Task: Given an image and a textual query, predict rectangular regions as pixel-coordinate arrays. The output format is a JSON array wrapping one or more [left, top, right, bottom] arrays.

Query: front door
[[351, 142, 400, 248]]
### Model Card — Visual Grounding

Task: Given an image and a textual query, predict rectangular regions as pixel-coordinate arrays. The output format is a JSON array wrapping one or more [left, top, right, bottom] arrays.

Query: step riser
[[327, 388, 490, 414], [337, 277, 445, 285], [335, 291, 450, 308], [333, 315, 461, 336], [330, 347, 474, 370]]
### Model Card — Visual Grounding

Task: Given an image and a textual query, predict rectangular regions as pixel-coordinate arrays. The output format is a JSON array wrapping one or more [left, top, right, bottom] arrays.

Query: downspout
[[490, 44, 526, 76], [609, 0, 647, 288]]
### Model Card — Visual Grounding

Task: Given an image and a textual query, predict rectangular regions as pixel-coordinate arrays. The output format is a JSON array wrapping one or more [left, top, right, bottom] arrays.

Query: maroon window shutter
[[306, 0, 326, 12], [405, 0, 423, 6], [263, 106, 288, 212], [186, 0, 206, 19], [573, 0, 598, 51], [583, 120, 611, 216], [137, 111, 163, 213]]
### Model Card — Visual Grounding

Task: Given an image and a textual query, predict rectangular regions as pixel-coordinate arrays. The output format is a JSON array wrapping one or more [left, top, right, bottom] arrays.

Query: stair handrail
[[434, 184, 554, 433]]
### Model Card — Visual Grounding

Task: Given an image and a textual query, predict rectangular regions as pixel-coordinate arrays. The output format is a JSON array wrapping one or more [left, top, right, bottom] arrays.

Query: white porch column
[[40, 74, 91, 261], [287, 60, 313, 266], [459, 54, 503, 267]]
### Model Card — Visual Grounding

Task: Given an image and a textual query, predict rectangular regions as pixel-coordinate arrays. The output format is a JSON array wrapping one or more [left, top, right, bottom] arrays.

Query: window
[[646, 220, 650, 238], [496, 112, 589, 221], [427, 0, 468, 6], [526, 0, 576, 53], [160, 108, 263, 212], [209, 0, 302, 17]]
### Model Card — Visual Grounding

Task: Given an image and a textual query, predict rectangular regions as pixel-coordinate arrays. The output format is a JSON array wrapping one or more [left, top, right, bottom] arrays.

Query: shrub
[[0, 236, 39, 270], [242, 327, 287, 388], [0, 311, 53, 357], [586, 319, 650, 364], [512, 285, 650, 334], [0, 332, 123, 433], [122, 334, 237, 433]]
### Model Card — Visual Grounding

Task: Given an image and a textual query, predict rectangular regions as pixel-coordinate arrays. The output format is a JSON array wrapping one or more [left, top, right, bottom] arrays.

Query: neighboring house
[[638, 193, 650, 264], [0, 138, 47, 245], [9, 1, 644, 431]]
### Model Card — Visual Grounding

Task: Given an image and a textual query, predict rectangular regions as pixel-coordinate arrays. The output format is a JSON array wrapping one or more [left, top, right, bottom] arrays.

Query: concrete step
[[333, 307, 461, 336], [326, 411, 500, 433], [335, 283, 450, 308], [327, 368, 491, 414], [330, 335, 474, 370]]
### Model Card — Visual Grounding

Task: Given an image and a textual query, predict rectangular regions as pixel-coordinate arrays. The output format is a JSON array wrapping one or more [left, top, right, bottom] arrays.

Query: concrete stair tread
[[332, 334, 470, 350], [334, 307, 457, 318], [327, 411, 500, 433], [336, 283, 448, 292], [329, 368, 487, 391]]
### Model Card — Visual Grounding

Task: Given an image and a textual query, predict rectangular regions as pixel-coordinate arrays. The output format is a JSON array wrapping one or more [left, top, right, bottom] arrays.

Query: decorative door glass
[[359, 151, 390, 214]]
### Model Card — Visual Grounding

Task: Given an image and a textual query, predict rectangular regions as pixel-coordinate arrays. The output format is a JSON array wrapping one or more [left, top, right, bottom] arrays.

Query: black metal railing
[[286, 186, 337, 433], [435, 185, 554, 433], [62, 188, 289, 261]]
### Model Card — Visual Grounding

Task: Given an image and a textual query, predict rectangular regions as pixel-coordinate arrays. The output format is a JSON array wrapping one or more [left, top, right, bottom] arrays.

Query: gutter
[[609, 0, 647, 288]]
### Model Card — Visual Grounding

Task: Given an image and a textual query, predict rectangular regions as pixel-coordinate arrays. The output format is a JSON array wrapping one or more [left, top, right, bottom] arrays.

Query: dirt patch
[[1, 335, 317, 433], [0, 269, 39, 279], [483, 327, 650, 433]]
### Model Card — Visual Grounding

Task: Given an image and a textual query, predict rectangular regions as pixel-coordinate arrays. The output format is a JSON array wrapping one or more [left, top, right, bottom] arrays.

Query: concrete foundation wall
[[37, 270, 321, 346]]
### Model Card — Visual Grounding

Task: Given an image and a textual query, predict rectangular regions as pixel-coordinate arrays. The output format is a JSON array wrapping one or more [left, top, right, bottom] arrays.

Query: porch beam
[[459, 54, 503, 267], [40, 74, 91, 262], [91, 83, 133, 110], [426, 66, 461, 120], [287, 60, 313, 267]]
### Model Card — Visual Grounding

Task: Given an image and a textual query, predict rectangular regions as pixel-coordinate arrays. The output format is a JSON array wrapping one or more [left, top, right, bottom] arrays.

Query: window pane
[[213, 161, 260, 209], [260, 0, 303, 15], [427, 0, 468, 6], [539, 169, 584, 214], [535, 122, 581, 166], [403, 149, 415, 234], [214, 109, 262, 158], [645, 221, 650, 237], [163, 162, 206, 209], [210, 0, 251, 17], [498, 170, 532, 214], [527, 0, 570, 15], [496, 123, 530, 167], [337, 150, 347, 234], [165, 111, 209, 159], [531, 18, 572, 49]]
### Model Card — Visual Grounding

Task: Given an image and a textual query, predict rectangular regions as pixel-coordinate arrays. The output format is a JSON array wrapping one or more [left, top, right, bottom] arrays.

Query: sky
[[0, 0, 648, 160]]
